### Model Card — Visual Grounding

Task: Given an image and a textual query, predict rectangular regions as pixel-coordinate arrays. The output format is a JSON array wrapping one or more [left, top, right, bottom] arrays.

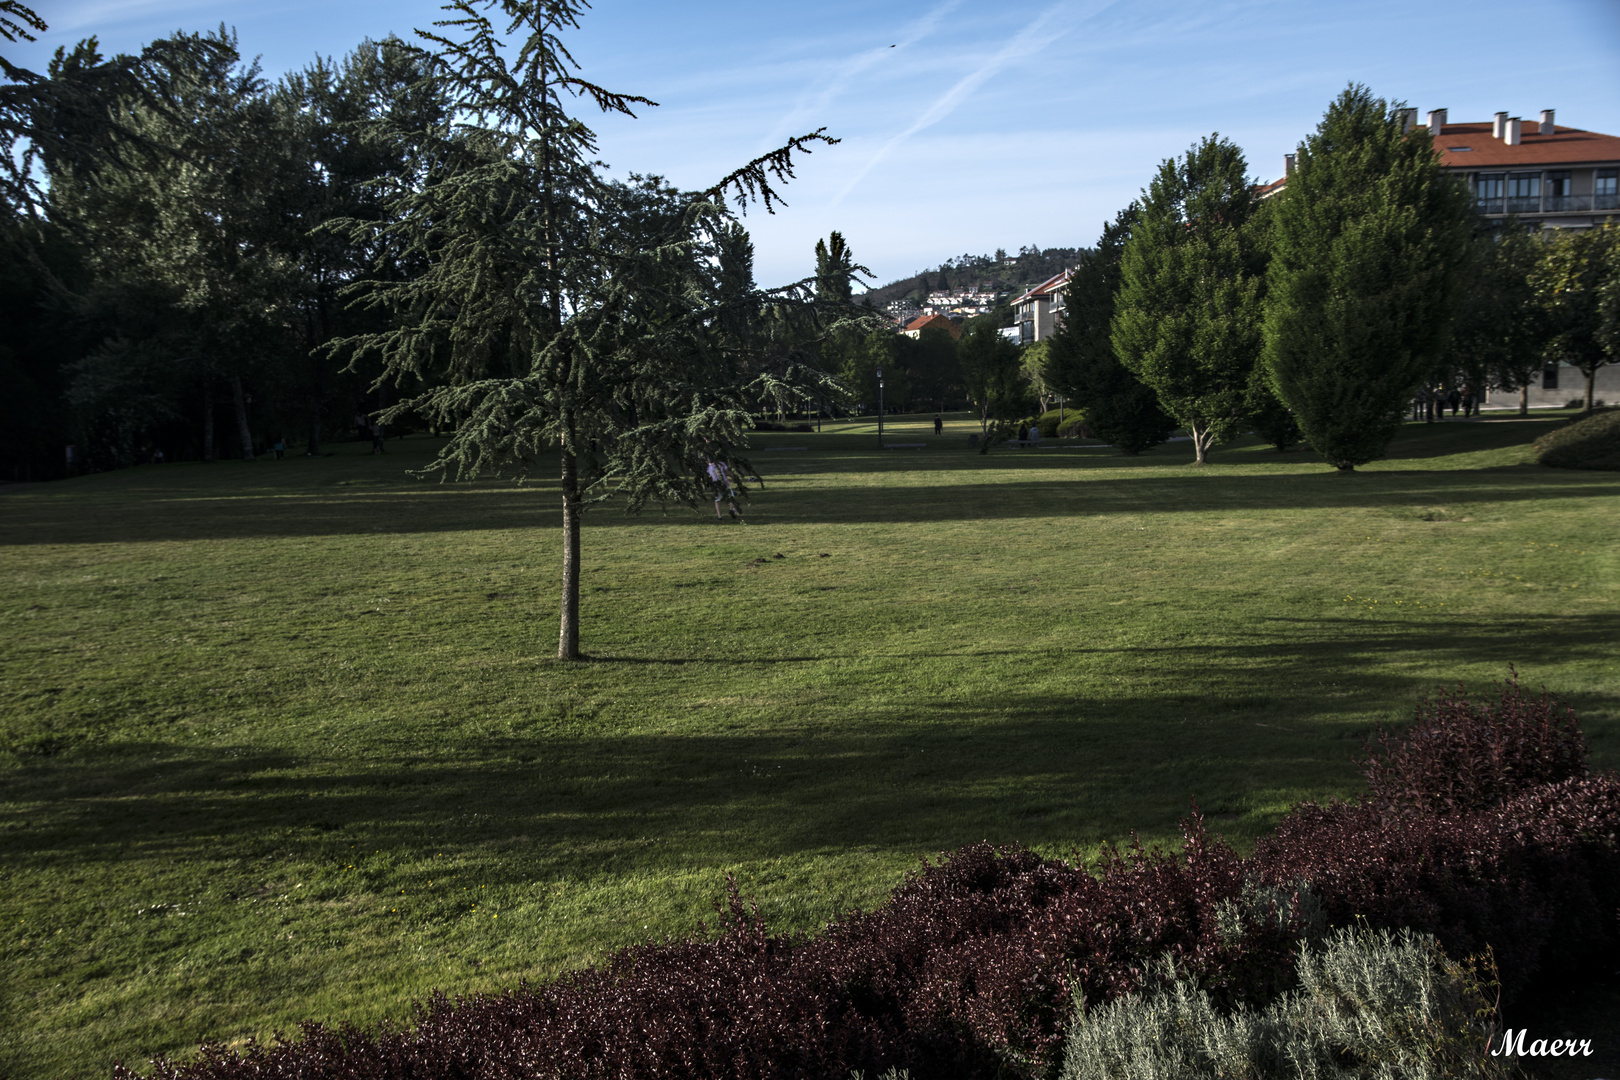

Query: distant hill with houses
[[857, 245, 1087, 316]]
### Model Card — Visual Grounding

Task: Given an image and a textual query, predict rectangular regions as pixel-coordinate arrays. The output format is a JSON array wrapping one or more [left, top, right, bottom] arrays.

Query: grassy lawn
[[2, 413, 1616, 1078]]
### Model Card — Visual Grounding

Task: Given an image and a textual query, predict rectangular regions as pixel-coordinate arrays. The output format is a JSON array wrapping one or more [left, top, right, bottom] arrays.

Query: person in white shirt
[[705, 457, 743, 522]]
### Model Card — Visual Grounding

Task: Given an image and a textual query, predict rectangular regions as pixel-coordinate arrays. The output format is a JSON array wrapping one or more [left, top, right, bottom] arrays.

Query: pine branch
[[701, 129, 839, 215], [0, 0, 45, 44]]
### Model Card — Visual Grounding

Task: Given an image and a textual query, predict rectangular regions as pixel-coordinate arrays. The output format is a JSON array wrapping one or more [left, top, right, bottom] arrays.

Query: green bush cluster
[[1055, 412, 1090, 438], [1010, 410, 1080, 439], [1533, 408, 1620, 470], [1062, 926, 1513, 1080]]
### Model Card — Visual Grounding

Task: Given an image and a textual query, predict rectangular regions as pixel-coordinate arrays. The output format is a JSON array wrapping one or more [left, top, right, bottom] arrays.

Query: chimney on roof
[[1400, 108, 1417, 133], [1494, 112, 1508, 139], [1284, 153, 1296, 178], [1427, 108, 1447, 134], [1539, 108, 1555, 135], [1505, 117, 1522, 146]]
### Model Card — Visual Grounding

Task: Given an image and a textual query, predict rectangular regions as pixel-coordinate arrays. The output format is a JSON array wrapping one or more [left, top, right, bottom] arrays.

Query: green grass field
[[2, 414, 1616, 1078]]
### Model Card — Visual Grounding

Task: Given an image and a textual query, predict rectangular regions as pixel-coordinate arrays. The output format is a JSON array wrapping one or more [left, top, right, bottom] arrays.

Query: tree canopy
[[1046, 203, 1176, 455], [1114, 135, 1266, 464], [1530, 223, 1620, 414], [1262, 85, 1473, 470]]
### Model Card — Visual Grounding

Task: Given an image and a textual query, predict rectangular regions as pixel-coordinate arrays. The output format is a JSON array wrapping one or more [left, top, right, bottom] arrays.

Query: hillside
[[858, 244, 1087, 311]]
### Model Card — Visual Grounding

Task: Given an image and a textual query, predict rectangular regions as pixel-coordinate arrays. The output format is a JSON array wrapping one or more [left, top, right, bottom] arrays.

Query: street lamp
[[876, 367, 885, 448]]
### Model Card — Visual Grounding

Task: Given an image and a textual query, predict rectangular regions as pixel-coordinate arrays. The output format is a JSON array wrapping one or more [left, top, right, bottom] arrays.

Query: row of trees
[[1043, 86, 1620, 470], [3, 0, 871, 658]]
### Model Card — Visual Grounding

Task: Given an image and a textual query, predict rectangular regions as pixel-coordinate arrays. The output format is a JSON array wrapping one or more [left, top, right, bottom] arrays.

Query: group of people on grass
[[1413, 386, 1480, 422]]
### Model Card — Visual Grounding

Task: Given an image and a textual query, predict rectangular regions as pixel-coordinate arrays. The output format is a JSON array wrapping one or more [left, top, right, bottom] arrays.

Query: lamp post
[[876, 367, 885, 448]]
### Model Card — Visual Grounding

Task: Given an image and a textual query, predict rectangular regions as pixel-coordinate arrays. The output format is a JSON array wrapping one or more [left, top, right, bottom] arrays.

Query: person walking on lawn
[[706, 457, 743, 522]]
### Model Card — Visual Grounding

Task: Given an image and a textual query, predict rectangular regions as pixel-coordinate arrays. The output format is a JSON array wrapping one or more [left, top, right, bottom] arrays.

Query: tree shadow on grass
[[1, 461, 1613, 544], [7, 611, 1616, 878]]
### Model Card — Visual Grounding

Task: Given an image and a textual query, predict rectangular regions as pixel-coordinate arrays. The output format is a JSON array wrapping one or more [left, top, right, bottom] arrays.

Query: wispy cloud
[[830, 0, 1117, 206]]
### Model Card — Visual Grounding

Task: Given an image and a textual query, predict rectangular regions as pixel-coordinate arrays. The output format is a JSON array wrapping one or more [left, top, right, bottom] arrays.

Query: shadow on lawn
[[8, 611, 1616, 877], [1, 462, 1614, 544]]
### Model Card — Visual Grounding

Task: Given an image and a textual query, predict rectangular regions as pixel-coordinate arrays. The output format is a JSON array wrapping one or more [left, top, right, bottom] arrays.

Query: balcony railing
[[1477, 193, 1620, 215]]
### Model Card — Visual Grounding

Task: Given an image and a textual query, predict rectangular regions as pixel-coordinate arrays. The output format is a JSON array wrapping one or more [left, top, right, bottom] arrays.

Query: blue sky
[[11, 0, 1620, 287]]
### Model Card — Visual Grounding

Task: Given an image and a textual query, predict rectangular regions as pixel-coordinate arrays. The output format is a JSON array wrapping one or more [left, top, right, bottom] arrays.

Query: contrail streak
[[831, 0, 1117, 206], [759, 0, 966, 153]]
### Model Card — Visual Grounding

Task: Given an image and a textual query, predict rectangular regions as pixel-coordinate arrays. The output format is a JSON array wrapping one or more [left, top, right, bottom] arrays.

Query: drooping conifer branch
[[702, 129, 839, 214]]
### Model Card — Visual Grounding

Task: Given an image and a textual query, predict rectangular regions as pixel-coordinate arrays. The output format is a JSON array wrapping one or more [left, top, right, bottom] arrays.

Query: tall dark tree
[[1114, 134, 1266, 464], [1263, 85, 1474, 470], [334, 0, 839, 660], [274, 38, 451, 455], [43, 29, 290, 465], [3, 4, 232, 220], [1449, 224, 1544, 415], [1047, 203, 1176, 455], [1531, 222, 1620, 414], [814, 230, 854, 304]]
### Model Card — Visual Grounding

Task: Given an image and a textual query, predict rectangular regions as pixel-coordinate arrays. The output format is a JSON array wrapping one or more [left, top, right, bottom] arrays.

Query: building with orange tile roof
[[1261, 108, 1620, 231], [902, 313, 962, 340]]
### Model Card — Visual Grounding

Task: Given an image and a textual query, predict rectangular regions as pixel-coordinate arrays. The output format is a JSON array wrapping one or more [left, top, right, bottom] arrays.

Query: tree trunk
[[1519, 384, 1528, 416], [1191, 422, 1211, 464], [202, 375, 215, 462], [232, 376, 255, 460], [1586, 368, 1596, 413], [558, 447, 581, 661]]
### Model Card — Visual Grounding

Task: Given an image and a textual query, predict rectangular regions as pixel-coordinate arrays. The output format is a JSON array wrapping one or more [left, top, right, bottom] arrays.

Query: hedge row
[[125, 677, 1620, 1079]]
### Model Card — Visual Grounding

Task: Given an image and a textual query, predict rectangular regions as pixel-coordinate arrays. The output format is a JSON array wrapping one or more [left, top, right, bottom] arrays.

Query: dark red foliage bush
[[117, 678, 1620, 1080], [1363, 669, 1587, 818], [1252, 773, 1620, 1000]]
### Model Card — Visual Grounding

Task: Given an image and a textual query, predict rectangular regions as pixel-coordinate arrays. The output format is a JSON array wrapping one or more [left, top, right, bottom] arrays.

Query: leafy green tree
[[44, 29, 290, 464], [1263, 85, 1474, 470], [1530, 222, 1620, 414], [335, 0, 839, 659], [1047, 204, 1175, 454], [958, 320, 1022, 450], [907, 324, 961, 409], [3, 4, 231, 220], [1114, 134, 1266, 464], [273, 38, 450, 454], [1021, 339, 1054, 414], [1449, 224, 1544, 415]]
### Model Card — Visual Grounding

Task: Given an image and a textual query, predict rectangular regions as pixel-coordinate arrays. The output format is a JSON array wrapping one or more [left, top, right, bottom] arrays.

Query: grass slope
[[1, 415, 1616, 1077]]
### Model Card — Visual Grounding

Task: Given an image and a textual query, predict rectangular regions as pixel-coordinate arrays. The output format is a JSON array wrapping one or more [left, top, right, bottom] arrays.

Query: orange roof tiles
[[1430, 122, 1620, 169], [904, 313, 961, 339], [1258, 120, 1620, 190]]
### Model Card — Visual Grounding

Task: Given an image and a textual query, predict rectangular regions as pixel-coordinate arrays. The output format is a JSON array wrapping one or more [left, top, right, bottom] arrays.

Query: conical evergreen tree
[[1047, 203, 1177, 455], [332, 0, 841, 659], [1262, 85, 1473, 470]]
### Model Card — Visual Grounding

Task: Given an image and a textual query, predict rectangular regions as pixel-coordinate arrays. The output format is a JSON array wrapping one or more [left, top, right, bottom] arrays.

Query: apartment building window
[[1506, 172, 1541, 213], [1545, 170, 1576, 211], [1475, 172, 1505, 214], [1542, 365, 1559, 391], [1598, 169, 1619, 210]]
